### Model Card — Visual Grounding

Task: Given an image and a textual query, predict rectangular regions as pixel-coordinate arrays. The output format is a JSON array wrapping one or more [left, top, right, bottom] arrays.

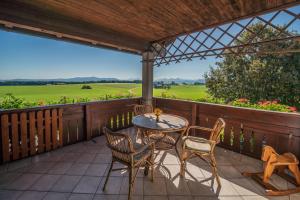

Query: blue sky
[[0, 5, 298, 80], [0, 30, 217, 80]]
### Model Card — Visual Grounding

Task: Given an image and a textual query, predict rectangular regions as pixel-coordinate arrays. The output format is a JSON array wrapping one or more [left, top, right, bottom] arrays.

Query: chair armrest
[[185, 126, 213, 137]]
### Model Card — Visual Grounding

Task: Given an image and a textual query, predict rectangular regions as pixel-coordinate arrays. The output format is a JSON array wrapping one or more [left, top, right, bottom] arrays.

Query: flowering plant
[[231, 98, 297, 112], [154, 108, 162, 116], [154, 108, 162, 122], [236, 98, 249, 103]]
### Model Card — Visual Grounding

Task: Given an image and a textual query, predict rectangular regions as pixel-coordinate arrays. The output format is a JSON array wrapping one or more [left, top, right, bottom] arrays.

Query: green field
[[0, 83, 209, 102]]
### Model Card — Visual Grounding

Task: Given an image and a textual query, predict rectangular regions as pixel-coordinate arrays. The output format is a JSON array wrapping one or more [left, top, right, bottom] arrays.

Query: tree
[[204, 23, 300, 105], [81, 85, 92, 89]]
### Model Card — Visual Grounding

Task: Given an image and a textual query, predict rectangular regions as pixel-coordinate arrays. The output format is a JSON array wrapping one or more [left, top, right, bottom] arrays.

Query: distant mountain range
[[0, 77, 119, 82], [0, 77, 205, 84], [155, 78, 205, 84]]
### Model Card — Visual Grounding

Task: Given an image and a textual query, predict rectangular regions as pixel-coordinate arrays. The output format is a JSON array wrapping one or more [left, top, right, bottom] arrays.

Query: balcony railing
[[0, 97, 299, 163], [0, 98, 140, 163], [154, 98, 300, 160]]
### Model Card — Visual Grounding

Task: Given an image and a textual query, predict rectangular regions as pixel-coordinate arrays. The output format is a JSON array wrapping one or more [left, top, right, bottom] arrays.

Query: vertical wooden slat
[[113, 115, 118, 130], [191, 104, 197, 136], [107, 116, 112, 129], [222, 122, 232, 148], [37, 111, 44, 153], [85, 105, 91, 140], [124, 112, 129, 127], [20, 113, 28, 158], [58, 109, 63, 147], [99, 119, 104, 135], [77, 119, 84, 141], [121, 113, 125, 128], [242, 127, 252, 155], [44, 110, 51, 151], [129, 112, 133, 126], [29, 112, 36, 155], [11, 113, 19, 160], [51, 109, 58, 149], [63, 121, 70, 146], [232, 124, 241, 153], [69, 119, 77, 144], [1, 115, 10, 162]]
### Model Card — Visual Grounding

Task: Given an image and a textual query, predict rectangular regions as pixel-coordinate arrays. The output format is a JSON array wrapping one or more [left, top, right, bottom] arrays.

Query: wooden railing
[[1, 97, 299, 163], [0, 98, 140, 163], [154, 98, 300, 160]]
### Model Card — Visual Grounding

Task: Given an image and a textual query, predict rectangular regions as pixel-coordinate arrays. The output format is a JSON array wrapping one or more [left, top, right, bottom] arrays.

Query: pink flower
[[237, 98, 249, 103], [258, 100, 271, 106], [288, 106, 297, 112]]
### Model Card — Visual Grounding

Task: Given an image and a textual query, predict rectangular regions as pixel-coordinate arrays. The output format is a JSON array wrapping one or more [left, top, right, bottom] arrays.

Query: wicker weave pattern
[[133, 104, 155, 143], [103, 127, 154, 200], [180, 118, 225, 187], [134, 104, 153, 115]]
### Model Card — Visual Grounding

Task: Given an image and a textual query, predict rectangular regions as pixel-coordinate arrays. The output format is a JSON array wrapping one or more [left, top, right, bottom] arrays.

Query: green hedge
[[0, 93, 298, 113]]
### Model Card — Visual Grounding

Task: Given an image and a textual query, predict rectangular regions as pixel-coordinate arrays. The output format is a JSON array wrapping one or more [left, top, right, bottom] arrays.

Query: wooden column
[[142, 51, 154, 106]]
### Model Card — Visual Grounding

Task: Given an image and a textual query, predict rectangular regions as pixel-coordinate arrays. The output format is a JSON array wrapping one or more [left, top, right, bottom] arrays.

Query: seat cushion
[[183, 136, 211, 152]]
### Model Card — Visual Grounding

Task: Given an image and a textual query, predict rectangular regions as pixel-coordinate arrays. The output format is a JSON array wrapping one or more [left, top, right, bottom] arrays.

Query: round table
[[132, 113, 189, 157]]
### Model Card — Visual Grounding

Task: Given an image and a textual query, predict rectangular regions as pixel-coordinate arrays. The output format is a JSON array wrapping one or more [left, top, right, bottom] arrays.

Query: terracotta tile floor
[[0, 128, 298, 200]]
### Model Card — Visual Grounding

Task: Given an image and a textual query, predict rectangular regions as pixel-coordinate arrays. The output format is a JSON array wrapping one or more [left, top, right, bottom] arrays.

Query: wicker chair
[[133, 104, 153, 115], [180, 118, 225, 186], [133, 104, 155, 143], [103, 127, 154, 200]]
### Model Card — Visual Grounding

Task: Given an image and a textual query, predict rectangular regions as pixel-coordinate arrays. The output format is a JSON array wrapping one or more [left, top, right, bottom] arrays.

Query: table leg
[[175, 129, 186, 160]]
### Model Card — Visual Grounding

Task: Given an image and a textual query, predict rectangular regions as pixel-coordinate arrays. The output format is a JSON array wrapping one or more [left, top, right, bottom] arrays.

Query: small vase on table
[[154, 108, 162, 122]]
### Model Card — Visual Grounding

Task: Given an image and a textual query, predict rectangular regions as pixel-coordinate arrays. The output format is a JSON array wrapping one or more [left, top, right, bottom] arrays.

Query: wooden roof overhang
[[0, 0, 299, 56]]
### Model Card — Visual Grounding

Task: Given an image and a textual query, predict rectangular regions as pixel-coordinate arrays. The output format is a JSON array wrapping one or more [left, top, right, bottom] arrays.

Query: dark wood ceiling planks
[[0, 0, 299, 54]]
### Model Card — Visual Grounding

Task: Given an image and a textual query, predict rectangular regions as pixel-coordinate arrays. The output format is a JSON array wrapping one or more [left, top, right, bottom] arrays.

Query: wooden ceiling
[[0, 0, 299, 54]]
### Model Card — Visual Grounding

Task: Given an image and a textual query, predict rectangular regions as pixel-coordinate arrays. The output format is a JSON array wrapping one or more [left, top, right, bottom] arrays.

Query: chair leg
[[180, 150, 187, 177], [103, 160, 114, 191], [150, 158, 154, 182], [144, 162, 149, 176], [145, 156, 154, 181], [128, 167, 134, 200], [210, 155, 221, 187], [180, 159, 186, 177]]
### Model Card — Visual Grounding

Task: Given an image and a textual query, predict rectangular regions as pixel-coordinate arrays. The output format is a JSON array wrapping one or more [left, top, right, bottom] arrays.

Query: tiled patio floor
[[0, 128, 299, 200]]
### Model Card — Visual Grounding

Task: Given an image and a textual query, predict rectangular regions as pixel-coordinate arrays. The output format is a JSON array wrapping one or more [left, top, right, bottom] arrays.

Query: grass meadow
[[0, 83, 209, 102]]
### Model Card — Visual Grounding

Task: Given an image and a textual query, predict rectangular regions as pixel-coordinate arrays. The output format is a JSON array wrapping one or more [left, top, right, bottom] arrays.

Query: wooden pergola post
[[142, 51, 154, 106]]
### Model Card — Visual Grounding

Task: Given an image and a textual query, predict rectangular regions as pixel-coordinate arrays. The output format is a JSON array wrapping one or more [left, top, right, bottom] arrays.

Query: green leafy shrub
[[0, 93, 25, 109], [76, 97, 90, 103], [58, 96, 74, 104], [81, 85, 92, 89], [0, 93, 297, 113], [196, 97, 225, 104]]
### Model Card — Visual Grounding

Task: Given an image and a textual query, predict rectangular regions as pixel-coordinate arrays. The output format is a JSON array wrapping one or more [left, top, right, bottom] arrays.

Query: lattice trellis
[[150, 5, 300, 67]]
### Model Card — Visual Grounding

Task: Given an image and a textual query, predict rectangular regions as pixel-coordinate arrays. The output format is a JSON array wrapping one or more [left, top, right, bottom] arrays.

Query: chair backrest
[[134, 104, 153, 115], [103, 127, 134, 154], [209, 118, 226, 143]]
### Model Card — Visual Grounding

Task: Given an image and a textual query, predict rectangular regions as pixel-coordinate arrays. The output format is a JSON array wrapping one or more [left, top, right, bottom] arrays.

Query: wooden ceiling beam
[[152, 0, 300, 43], [0, 1, 148, 54], [0, 0, 298, 55]]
